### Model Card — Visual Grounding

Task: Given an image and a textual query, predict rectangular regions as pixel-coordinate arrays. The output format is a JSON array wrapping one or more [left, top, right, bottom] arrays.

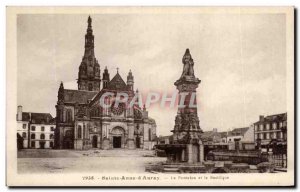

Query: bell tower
[[78, 16, 101, 91], [102, 66, 110, 89], [127, 70, 134, 91]]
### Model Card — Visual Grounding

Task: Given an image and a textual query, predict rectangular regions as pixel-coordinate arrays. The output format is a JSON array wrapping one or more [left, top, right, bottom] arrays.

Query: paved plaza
[[17, 149, 166, 174]]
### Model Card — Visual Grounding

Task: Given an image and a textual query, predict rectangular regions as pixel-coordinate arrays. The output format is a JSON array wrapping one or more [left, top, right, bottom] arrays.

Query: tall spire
[[77, 16, 101, 91], [88, 15, 92, 28], [85, 15, 94, 50], [57, 81, 64, 104]]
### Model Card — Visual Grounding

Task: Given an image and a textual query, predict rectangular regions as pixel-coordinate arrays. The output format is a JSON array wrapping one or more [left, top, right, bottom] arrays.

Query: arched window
[[148, 129, 152, 141], [40, 134, 45, 140], [31, 134, 35, 139], [66, 109, 72, 122], [78, 125, 82, 139], [88, 83, 93, 91], [22, 132, 26, 138], [60, 109, 64, 122], [50, 134, 54, 139]]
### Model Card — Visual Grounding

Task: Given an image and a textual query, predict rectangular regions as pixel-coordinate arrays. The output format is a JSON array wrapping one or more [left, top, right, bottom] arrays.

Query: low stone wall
[[206, 150, 268, 165], [145, 161, 274, 173]]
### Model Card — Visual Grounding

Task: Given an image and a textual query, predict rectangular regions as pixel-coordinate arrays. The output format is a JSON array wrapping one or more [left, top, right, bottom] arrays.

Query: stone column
[[74, 122, 78, 150], [199, 142, 204, 163], [143, 124, 149, 141], [59, 127, 64, 149], [127, 121, 135, 149], [102, 123, 110, 150], [181, 149, 186, 162], [74, 122, 77, 140], [143, 124, 150, 149], [187, 144, 193, 164]]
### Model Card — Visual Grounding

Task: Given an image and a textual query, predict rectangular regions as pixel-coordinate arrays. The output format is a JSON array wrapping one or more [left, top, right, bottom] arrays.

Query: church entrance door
[[92, 135, 97, 148], [136, 136, 141, 148], [111, 127, 125, 149], [113, 136, 121, 148], [63, 130, 74, 149]]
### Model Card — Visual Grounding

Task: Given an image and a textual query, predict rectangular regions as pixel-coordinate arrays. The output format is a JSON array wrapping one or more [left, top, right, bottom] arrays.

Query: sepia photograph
[[6, 6, 294, 186]]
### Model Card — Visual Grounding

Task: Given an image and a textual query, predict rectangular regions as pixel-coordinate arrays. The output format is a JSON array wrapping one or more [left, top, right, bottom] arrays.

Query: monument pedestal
[[102, 138, 110, 150], [156, 49, 204, 164], [127, 139, 135, 149]]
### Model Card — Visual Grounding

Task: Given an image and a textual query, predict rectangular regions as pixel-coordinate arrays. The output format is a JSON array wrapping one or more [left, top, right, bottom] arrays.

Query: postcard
[[6, 6, 294, 186]]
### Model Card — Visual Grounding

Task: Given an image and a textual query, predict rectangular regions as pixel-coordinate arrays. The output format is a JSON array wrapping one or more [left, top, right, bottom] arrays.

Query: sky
[[17, 13, 287, 136]]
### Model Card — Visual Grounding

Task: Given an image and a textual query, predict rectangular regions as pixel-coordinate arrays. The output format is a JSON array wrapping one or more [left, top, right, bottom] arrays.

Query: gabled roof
[[21, 112, 54, 124], [200, 131, 215, 142], [200, 131, 223, 142], [106, 73, 127, 91], [264, 113, 287, 121], [22, 112, 30, 121], [64, 89, 98, 104], [219, 131, 228, 138], [254, 113, 287, 124], [228, 127, 249, 136]]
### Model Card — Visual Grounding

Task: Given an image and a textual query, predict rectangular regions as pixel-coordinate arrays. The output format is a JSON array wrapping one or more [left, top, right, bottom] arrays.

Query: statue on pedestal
[[181, 49, 195, 78]]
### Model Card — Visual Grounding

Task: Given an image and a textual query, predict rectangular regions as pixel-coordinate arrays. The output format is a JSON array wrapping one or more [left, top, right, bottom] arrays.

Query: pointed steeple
[[77, 16, 101, 91], [85, 16, 94, 51], [59, 81, 64, 90], [88, 15, 92, 28], [57, 81, 64, 104]]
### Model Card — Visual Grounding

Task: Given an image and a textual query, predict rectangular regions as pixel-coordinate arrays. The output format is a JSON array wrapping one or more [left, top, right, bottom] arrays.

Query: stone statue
[[181, 49, 195, 78]]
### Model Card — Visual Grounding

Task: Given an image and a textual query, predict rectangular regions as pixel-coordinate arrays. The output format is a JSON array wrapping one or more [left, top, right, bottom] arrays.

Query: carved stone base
[[127, 139, 135, 149], [102, 138, 110, 150]]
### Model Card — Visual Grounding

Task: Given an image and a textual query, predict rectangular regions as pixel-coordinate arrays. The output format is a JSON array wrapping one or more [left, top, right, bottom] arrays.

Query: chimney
[[213, 128, 217, 133], [259, 115, 264, 122], [17, 105, 22, 121]]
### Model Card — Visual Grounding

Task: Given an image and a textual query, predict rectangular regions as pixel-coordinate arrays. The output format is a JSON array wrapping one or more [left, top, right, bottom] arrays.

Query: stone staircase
[[163, 164, 180, 173]]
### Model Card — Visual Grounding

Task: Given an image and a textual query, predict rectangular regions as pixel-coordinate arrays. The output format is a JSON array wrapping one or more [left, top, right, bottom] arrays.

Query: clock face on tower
[[111, 103, 125, 116]]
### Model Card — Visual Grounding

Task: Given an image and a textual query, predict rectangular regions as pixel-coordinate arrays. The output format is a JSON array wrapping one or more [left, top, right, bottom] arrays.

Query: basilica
[[54, 16, 157, 150]]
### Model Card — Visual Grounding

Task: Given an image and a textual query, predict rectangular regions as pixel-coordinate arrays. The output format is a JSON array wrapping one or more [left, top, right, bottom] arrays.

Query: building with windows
[[225, 126, 255, 150], [54, 16, 157, 150], [253, 113, 287, 149], [16, 105, 55, 149], [226, 127, 254, 143]]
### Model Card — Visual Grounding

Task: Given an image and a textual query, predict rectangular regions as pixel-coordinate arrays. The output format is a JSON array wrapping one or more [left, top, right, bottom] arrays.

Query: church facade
[[54, 16, 157, 150]]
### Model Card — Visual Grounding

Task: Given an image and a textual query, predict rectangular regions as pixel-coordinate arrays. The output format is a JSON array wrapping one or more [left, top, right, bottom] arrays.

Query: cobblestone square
[[17, 149, 166, 174]]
